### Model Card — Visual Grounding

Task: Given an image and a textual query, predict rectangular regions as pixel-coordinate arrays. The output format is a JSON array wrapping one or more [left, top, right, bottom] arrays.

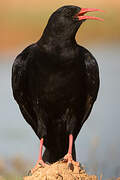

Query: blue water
[[0, 44, 120, 178]]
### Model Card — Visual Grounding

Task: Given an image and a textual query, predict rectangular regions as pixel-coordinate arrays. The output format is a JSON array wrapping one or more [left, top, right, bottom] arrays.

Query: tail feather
[[43, 144, 76, 163]]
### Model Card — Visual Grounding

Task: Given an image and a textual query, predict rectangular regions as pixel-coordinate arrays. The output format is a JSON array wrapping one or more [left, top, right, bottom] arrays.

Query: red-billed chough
[[12, 5, 103, 173]]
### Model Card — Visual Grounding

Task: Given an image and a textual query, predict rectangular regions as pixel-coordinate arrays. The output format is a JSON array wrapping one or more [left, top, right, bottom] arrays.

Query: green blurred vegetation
[[0, 156, 32, 180]]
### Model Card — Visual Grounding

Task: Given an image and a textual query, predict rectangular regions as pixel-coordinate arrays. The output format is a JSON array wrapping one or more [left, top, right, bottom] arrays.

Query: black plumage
[[12, 5, 101, 166]]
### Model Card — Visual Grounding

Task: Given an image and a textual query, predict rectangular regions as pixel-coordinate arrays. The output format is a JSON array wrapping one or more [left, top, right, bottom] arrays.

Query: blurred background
[[0, 0, 120, 179]]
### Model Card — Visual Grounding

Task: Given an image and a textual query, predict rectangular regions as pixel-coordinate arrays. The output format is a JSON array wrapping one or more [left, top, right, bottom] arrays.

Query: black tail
[[42, 143, 76, 163]]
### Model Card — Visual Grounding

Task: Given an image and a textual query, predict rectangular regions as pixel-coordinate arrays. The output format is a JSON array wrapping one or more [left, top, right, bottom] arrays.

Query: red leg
[[68, 134, 73, 154], [64, 134, 79, 167], [38, 138, 44, 162], [31, 138, 49, 174]]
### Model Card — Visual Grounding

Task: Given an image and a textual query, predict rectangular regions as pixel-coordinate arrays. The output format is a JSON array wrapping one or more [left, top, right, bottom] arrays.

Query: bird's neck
[[38, 33, 77, 52], [37, 23, 78, 51]]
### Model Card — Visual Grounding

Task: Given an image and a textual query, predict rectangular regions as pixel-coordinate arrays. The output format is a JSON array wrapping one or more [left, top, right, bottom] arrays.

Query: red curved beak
[[75, 8, 104, 21]]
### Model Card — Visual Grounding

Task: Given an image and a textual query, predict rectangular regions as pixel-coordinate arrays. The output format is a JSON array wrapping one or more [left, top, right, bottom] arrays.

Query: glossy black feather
[[12, 5, 99, 163]]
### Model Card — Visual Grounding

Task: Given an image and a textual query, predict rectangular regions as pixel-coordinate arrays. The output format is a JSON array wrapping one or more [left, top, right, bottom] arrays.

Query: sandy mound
[[24, 160, 98, 180]]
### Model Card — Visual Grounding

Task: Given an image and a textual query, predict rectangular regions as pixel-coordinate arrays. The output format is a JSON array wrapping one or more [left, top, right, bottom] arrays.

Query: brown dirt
[[24, 160, 98, 180]]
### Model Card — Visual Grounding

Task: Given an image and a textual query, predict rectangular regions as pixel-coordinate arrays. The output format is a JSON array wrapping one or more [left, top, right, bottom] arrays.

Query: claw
[[28, 170, 32, 176], [68, 162, 74, 170], [30, 160, 49, 174], [63, 153, 80, 169], [38, 162, 44, 168]]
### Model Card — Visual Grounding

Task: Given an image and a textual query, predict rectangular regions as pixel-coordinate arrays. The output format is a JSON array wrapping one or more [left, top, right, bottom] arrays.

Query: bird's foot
[[28, 160, 49, 175], [63, 153, 80, 169]]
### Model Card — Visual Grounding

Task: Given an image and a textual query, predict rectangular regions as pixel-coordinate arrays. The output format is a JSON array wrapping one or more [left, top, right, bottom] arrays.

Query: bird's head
[[41, 5, 103, 42]]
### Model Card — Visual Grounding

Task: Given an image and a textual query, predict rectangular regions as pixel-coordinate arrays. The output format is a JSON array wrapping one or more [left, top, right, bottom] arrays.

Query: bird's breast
[[37, 64, 86, 109], [28, 54, 87, 113]]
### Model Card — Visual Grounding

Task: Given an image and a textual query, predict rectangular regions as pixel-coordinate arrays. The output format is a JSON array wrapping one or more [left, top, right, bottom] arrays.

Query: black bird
[[12, 5, 103, 172]]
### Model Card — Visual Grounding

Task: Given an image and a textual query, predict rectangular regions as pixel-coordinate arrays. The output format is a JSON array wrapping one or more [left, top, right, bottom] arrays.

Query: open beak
[[75, 8, 104, 21]]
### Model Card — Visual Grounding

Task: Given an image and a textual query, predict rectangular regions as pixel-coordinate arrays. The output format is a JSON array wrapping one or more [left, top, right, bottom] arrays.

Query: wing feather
[[12, 45, 37, 133], [79, 46, 100, 124]]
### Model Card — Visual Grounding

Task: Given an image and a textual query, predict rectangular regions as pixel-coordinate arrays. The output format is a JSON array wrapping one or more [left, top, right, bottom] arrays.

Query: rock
[[24, 161, 98, 180]]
